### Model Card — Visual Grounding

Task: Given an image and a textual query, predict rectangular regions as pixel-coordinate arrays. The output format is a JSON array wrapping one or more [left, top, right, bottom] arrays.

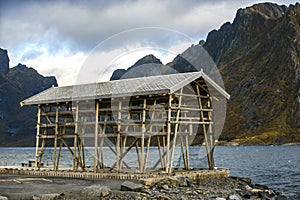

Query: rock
[[243, 191, 253, 198], [177, 176, 188, 187], [230, 176, 252, 185], [80, 185, 111, 198], [186, 178, 196, 187], [245, 185, 252, 191], [0, 196, 8, 200], [32, 193, 61, 200], [154, 177, 179, 187], [259, 191, 275, 200], [229, 194, 242, 200], [121, 181, 144, 192], [216, 198, 226, 200], [253, 183, 269, 191], [161, 184, 169, 190], [275, 195, 288, 200], [157, 195, 171, 200], [180, 195, 189, 200]]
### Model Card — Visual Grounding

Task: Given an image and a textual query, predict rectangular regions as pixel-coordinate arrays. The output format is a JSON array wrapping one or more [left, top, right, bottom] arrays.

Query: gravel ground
[[0, 174, 124, 200], [0, 174, 287, 200]]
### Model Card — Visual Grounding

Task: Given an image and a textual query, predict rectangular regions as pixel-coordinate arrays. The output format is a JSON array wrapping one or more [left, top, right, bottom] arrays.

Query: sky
[[0, 0, 298, 86]]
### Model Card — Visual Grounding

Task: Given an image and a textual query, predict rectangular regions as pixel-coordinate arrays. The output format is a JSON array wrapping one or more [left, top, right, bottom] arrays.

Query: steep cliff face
[[0, 49, 57, 146], [203, 3, 300, 143], [0, 49, 9, 74]]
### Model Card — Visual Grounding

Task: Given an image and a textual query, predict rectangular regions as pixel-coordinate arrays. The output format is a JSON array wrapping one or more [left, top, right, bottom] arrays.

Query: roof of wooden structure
[[20, 71, 230, 106]]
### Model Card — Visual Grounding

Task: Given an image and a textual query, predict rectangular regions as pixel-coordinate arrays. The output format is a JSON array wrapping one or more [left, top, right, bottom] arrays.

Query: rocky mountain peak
[[0, 48, 10, 74], [132, 54, 162, 67], [239, 3, 287, 19], [110, 54, 163, 80]]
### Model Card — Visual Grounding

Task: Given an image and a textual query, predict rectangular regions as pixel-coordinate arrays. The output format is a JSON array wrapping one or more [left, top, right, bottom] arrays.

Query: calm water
[[0, 145, 299, 199]]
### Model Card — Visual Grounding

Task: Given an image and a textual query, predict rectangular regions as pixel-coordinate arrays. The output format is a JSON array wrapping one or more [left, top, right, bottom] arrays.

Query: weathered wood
[[94, 101, 99, 171], [135, 141, 141, 170], [56, 141, 63, 170], [196, 84, 213, 169], [74, 103, 79, 169], [169, 88, 183, 173], [35, 105, 41, 168], [141, 98, 146, 172], [53, 104, 59, 170], [156, 136, 164, 169], [143, 136, 151, 172], [111, 138, 138, 169], [185, 134, 190, 169], [31, 77, 219, 173], [116, 100, 122, 171], [166, 94, 172, 173]]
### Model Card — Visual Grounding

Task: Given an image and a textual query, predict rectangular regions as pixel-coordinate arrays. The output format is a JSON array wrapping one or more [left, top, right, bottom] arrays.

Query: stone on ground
[[121, 181, 144, 192], [80, 185, 111, 198], [32, 193, 61, 200]]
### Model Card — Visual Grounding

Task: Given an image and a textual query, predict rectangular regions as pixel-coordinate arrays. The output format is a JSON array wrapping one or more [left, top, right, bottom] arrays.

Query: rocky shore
[[81, 176, 287, 200], [0, 174, 287, 200]]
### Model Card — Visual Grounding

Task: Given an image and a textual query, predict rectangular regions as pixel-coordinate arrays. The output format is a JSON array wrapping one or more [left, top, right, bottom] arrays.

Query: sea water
[[0, 145, 299, 199]]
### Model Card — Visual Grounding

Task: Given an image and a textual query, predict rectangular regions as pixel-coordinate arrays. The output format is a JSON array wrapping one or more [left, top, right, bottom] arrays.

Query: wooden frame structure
[[21, 71, 230, 173]]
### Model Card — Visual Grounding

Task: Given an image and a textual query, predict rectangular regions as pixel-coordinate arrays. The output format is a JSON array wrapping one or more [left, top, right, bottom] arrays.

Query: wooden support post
[[166, 94, 172, 173], [157, 136, 164, 169], [99, 110, 108, 169], [94, 101, 99, 171], [120, 103, 130, 170], [135, 141, 141, 170], [141, 98, 146, 172], [35, 105, 41, 169], [53, 104, 59, 170], [110, 138, 138, 169], [56, 142, 63, 170], [179, 135, 187, 169], [163, 135, 167, 169], [116, 100, 122, 171], [143, 136, 151, 172], [38, 129, 47, 169], [185, 134, 190, 169], [208, 98, 214, 169], [169, 88, 183, 173], [73, 102, 79, 171], [196, 84, 212, 170]]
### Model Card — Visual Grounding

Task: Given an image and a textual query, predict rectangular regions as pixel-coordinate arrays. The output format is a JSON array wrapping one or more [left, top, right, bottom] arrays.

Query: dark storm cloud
[[0, 0, 298, 62], [0, 0, 243, 55]]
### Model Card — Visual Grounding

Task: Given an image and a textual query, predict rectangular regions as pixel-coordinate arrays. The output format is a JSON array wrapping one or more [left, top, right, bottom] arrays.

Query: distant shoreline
[[0, 142, 299, 148]]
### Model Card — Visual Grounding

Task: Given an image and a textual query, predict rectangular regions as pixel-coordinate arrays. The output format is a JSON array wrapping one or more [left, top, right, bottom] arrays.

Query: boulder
[[121, 181, 144, 192], [0, 196, 8, 200], [80, 185, 111, 198], [177, 176, 188, 187], [229, 194, 242, 200], [32, 193, 61, 200]]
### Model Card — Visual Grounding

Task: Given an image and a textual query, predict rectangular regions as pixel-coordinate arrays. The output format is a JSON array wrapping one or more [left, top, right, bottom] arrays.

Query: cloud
[[0, 0, 299, 85], [0, 0, 243, 55]]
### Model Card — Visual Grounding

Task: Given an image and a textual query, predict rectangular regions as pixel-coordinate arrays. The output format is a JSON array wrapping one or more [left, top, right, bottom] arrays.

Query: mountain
[[110, 54, 163, 80], [0, 48, 57, 146], [110, 3, 300, 145], [202, 2, 300, 144]]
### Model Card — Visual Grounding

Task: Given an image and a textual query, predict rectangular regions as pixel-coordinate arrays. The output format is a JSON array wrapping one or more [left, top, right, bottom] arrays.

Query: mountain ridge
[[0, 48, 57, 146], [110, 2, 300, 145]]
